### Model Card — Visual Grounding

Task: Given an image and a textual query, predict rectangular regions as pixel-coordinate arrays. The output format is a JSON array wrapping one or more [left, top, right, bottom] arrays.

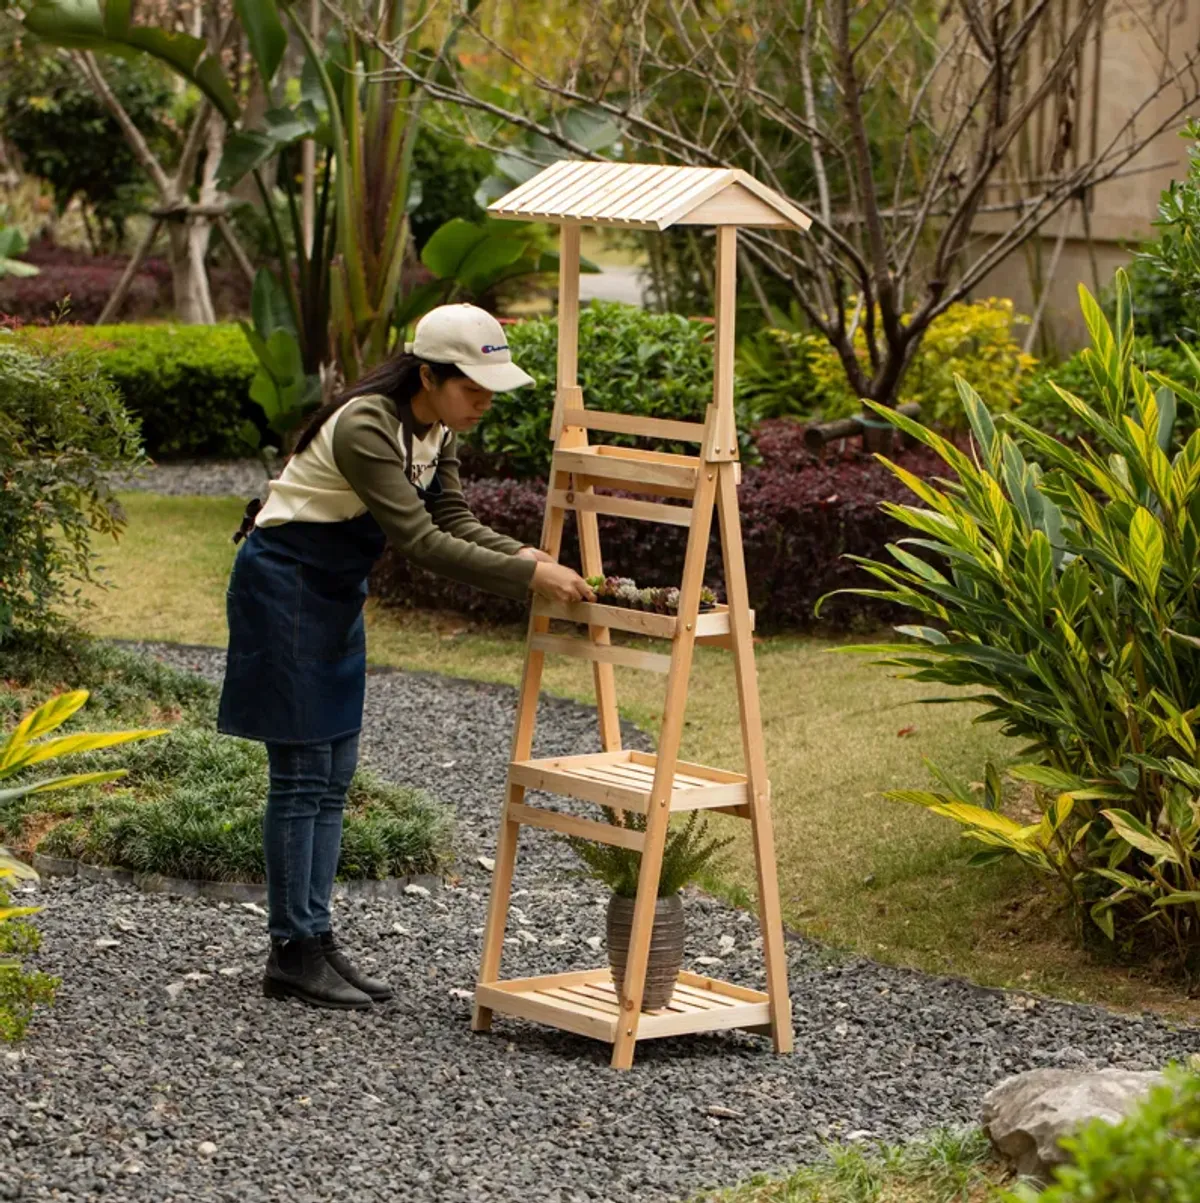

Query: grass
[[62, 490, 1200, 1018], [695, 1128, 1009, 1203], [1, 634, 453, 882]]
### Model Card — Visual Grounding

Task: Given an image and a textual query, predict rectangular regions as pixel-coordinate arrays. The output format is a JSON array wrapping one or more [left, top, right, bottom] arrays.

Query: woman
[[218, 303, 595, 1011]]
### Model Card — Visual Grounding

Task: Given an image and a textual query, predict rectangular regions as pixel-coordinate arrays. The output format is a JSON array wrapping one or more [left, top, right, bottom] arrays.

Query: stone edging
[[31, 854, 442, 904]]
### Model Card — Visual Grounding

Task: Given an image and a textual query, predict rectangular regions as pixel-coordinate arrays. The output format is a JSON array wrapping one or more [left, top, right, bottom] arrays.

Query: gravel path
[[3, 644, 1200, 1203], [112, 459, 276, 500]]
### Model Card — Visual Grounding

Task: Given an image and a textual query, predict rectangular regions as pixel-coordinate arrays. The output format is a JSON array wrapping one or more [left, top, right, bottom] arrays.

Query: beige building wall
[[971, 0, 1198, 350]]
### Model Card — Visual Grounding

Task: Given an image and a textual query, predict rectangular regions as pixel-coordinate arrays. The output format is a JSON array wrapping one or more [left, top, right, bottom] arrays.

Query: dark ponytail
[[290, 353, 466, 459]]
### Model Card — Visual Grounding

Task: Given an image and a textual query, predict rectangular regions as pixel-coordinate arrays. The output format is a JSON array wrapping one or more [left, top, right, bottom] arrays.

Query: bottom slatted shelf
[[475, 968, 774, 1043]]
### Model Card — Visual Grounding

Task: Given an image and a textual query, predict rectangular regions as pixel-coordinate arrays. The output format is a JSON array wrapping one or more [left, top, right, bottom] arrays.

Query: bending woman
[[217, 303, 594, 1011]]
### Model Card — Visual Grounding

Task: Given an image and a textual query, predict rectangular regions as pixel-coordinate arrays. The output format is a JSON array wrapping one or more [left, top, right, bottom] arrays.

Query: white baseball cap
[[405, 303, 534, 392]]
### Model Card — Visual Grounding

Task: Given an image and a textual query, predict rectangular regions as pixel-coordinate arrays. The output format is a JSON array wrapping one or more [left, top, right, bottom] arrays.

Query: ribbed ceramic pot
[[605, 892, 685, 1011]]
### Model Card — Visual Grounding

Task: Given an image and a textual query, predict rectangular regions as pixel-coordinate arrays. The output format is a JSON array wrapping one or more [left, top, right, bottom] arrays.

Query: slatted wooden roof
[[488, 161, 812, 231]]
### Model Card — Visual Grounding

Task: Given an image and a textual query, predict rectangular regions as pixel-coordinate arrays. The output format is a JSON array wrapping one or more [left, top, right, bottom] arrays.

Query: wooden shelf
[[509, 749, 750, 814], [532, 598, 754, 641], [475, 968, 774, 1043]]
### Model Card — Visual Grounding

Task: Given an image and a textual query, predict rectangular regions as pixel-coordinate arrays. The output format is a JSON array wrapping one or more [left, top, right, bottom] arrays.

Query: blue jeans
[[264, 734, 360, 942]]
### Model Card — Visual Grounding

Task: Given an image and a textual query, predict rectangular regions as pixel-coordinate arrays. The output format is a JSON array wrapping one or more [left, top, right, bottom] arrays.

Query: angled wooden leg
[[472, 783, 522, 1031], [474, 474, 570, 1029], [610, 467, 717, 1069], [715, 461, 792, 1053]]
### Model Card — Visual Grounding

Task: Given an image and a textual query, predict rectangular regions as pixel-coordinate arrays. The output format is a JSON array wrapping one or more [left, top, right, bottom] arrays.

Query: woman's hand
[[516, 546, 556, 564], [531, 561, 596, 603]]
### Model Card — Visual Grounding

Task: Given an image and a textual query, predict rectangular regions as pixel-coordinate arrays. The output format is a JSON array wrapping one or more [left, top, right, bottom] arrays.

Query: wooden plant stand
[[472, 163, 811, 1069]]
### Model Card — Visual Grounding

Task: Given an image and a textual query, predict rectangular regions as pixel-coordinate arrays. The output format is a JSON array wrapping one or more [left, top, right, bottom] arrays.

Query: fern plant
[[566, 808, 734, 898]]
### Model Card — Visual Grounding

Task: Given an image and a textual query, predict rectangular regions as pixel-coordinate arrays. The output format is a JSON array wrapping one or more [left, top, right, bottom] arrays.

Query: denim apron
[[217, 512, 388, 745]]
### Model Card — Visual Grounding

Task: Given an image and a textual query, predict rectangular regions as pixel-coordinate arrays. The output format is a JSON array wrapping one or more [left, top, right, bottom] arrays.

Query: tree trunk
[[166, 217, 217, 324]]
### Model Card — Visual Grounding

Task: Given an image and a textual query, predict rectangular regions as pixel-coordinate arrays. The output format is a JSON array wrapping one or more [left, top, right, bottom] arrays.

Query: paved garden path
[[3, 643, 1199, 1203]]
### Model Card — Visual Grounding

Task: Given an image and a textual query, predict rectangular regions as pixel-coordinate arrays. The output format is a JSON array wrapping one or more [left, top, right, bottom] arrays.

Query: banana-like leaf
[[232, 0, 286, 87], [24, 0, 239, 123]]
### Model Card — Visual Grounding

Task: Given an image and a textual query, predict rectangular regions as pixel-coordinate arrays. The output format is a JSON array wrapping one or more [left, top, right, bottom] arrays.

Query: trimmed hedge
[[14, 322, 260, 457], [372, 420, 946, 631]]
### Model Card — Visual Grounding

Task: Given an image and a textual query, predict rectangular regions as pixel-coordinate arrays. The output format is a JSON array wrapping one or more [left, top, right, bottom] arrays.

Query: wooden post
[[702, 227, 739, 463]]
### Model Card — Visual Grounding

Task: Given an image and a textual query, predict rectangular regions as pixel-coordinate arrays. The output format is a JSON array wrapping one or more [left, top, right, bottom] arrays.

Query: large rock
[[982, 1067, 1164, 1180]]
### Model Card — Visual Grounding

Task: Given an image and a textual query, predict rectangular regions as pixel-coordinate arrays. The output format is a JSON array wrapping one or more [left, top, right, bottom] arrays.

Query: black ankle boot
[[318, 930, 393, 1002], [263, 935, 373, 1010]]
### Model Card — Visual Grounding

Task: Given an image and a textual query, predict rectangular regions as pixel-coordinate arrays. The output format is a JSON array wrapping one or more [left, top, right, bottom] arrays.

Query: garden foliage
[[374, 421, 950, 631], [463, 302, 759, 479], [0, 639, 453, 885], [14, 323, 259, 457], [739, 298, 1034, 430], [0, 337, 143, 642], [838, 274, 1200, 974], [1004, 1065, 1200, 1203], [0, 846, 55, 1043]]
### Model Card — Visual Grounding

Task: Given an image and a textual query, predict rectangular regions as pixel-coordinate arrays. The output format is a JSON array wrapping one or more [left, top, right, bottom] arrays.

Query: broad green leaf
[[1100, 808, 1179, 863], [1151, 891, 1200, 906], [24, 0, 239, 123], [251, 268, 297, 342], [420, 218, 489, 278], [1008, 765, 1090, 791], [233, 0, 286, 86], [1090, 899, 1117, 940], [1128, 506, 1164, 595]]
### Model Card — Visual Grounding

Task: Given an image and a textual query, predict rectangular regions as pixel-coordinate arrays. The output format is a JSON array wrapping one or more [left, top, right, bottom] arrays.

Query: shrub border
[[30, 853, 442, 902]]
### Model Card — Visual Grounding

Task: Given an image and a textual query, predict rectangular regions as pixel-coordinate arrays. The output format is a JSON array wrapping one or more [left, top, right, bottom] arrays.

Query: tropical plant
[[1, 690, 167, 804], [393, 216, 597, 330], [21, 0, 480, 437], [566, 809, 733, 899], [830, 273, 1200, 974], [1004, 1064, 1200, 1203], [0, 337, 143, 641], [0, 844, 56, 1043]]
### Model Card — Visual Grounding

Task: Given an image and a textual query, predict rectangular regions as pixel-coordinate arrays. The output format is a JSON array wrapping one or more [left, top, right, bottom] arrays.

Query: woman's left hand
[[516, 546, 556, 564]]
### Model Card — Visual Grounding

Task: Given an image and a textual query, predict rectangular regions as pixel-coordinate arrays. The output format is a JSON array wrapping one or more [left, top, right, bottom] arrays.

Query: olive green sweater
[[255, 394, 536, 601]]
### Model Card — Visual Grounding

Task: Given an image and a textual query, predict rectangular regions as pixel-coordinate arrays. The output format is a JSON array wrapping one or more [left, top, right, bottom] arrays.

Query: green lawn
[[74, 490, 1200, 1018]]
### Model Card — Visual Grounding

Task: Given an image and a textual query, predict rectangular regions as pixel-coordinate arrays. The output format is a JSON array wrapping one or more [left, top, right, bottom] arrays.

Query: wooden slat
[[638, 999, 771, 1039], [671, 785, 750, 811], [485, 969, 608, 993], [508, 801, 645, 850], [552, 488, 693, 528], [532, 598, 680, 640], [531, 633, 673, 673], [509, 762, 645, 812], [476, 983, 617, 1042], [628, 750, 747, 785], [672, 982, 738, 1009], [555, 448, 697, 491], [560, 408, 706, 444], [571, 472, 697, 502], [543, 987, 621, 1017], [678, 971, 770, 1004]]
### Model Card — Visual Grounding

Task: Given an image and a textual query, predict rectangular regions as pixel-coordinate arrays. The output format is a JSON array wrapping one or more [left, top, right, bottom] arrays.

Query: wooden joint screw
[[626, 1028, 633, 1036], [707, 472, 714, 480], [566, 491, 575, 503], [685, 623, 692, 631]]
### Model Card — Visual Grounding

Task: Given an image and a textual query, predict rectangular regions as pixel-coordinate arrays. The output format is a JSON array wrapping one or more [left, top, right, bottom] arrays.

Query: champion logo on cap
[[481, 344, 508, 354]]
